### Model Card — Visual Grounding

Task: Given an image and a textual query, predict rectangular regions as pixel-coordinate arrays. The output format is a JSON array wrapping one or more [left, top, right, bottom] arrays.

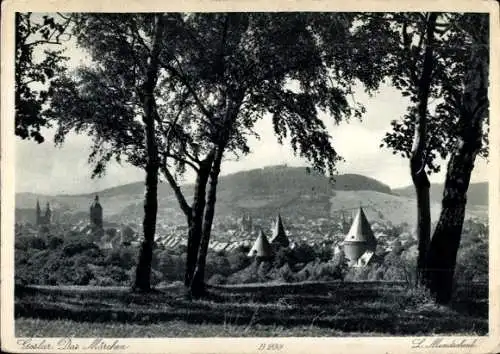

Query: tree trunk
[[423, 14, 488, 303], [134, 161, 158, 291], [133, 14, 165, 291], [190, 146, 224, 297], [423, 139, 478, 303], [185, 152, 214, 286], [413, 171, 431, 285], [410, 13, 437, 285]]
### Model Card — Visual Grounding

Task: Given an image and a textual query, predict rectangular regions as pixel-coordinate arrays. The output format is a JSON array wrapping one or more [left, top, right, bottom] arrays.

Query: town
[[16, 194, 487, 270]]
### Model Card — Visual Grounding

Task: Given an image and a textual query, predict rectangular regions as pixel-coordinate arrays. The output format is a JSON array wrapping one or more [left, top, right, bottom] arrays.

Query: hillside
[[393, 182, 488, 206], [15, 165, 488, 226]]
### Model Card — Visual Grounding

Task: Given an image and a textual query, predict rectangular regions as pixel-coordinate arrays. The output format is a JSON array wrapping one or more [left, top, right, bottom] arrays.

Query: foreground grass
[[15, 281, 488, 337], [16, 318, 387, 337]]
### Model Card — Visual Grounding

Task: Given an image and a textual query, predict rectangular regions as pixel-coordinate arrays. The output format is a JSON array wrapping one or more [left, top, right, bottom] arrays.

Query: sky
[[14, 17, 489, 195]]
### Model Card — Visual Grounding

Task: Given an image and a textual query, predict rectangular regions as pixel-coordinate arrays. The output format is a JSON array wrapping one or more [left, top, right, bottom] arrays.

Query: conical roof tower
[[344, 207, 376, 243], [247, 229, 273, 259], [270, 214, 289, 248], [343, 207, 377, 262]]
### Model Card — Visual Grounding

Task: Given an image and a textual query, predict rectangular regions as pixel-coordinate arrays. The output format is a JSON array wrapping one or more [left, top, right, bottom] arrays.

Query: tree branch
[[165, 153, 200, 172], [158, 58, 214, 121], [160, 163, 192, 217]]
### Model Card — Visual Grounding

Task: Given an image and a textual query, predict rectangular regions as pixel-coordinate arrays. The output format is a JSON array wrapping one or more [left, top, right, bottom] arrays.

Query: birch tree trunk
[[423, 15, 488, 302], [185, 151, 215, 286], [411, 13, 437, 285], [190, 146, 224, 297], [424, 138, 478, 303], [134, 14, 165, 291]]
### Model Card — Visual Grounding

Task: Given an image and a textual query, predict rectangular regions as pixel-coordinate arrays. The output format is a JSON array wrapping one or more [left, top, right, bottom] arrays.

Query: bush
[[227, 249, 251, 272], [226, 261, 260, 284], [62, 241, 99, 257], [455, 240, 488, 283], [105, 247, 137, 269], [16, 235, 47, 251], [267, 263, 294, 283], [205, 253, 232, 278], [208, 273, 227, 285], [48, 236, 64, 250], [157, 252, 184, 282], [291, 243, 317, 264], [273, 247, 295, 268]]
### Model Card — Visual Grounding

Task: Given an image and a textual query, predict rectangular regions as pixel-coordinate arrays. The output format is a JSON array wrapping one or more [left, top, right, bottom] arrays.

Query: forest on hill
[[15, 166, 488, 227]]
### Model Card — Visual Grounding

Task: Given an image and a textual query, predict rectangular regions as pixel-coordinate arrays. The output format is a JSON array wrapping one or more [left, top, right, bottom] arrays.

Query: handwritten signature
[[17, 338, 129, 351], [412, 338, 479, 349]]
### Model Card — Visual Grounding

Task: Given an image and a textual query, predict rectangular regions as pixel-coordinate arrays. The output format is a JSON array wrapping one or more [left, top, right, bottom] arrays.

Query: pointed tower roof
[[344, 207, 376, 244], [270, 214, 289, 247], [36, 199, 41, 210], [91, 195, 102, 208], [247, 229, 273, 258]]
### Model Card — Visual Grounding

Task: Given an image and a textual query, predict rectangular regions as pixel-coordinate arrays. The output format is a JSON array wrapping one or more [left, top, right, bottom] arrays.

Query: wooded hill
[[15, 165, 488, 226]]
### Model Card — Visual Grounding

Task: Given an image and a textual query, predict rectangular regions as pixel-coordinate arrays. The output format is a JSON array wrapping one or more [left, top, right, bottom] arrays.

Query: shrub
[[455, 240, 488, 283], [226, 261, 260, 284], [105, 247, 137, 269], [205, 253, 232, 278], [16, 235, 47, 251], [157, 253, 184, 282], [62, 241, 99, 257], [208, 273, 227, 285], [291, 243, 317, 264], [227, 249, 251, 272], [48, 236, 64, 250], [273, 247, 295, 268]]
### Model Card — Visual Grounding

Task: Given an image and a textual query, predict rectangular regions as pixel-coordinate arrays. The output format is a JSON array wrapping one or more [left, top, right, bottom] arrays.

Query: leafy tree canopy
[[47, 13, 386, 180], [16, 12, 72, 143], [352, 13, 489, 173]]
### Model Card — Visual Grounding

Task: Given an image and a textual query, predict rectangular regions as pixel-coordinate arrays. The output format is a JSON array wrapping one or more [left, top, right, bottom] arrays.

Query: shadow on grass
[[14, 282, 488, 336]]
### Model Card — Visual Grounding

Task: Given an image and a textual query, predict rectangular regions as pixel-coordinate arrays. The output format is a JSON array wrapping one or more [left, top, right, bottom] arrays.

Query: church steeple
[[90, 195, 103, 228], [44, 202, 52, 224], [36, 200, 41, 225]]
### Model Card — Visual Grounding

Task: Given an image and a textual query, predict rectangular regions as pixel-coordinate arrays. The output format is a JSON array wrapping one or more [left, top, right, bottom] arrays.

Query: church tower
[[90, 195, 103, 228], [44, 202, 52, 225], [36, 200, 41, 225]]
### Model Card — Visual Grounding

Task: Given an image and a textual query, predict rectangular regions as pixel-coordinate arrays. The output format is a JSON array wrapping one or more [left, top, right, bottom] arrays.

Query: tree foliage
[[47, 12, 389, 294], [48, 13, 385, 179], [15, 13, 71, 143], [363, 13, 490, 173], [353, 12, 489, 303]]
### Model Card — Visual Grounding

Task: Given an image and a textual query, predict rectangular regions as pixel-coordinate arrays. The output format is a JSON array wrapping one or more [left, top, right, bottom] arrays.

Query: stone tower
[[36, 200, 41, 225], [90, 195, 103, 228], [343, 207, 376, 263], [44, 202, 52, 224]]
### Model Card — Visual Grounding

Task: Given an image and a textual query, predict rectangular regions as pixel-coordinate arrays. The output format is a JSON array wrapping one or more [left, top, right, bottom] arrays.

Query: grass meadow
[[15, 281, 487, 337]]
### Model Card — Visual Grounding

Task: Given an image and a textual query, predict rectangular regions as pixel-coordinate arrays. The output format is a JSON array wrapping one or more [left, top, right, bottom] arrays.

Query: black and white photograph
[[1, 1, 499, 353]]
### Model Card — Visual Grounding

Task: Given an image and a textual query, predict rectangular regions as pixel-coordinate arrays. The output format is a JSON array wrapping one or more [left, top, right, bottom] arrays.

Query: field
[[15, 281, 488, 337]]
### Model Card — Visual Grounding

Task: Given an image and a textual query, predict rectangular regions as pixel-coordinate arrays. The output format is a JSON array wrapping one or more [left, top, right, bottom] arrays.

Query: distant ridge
[[18, 165, 394, 201], [393, 181, 488, 206], [14, 165, 488, 226]]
